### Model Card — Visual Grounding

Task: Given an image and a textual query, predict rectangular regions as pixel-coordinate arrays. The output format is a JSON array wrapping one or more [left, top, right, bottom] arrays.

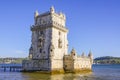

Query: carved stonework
[[49, 43, 55, 59], [38, 36, 44, 48], [22, 7, 93, 72], [71, 48, 76, 56], [58, 38, 62, 48], [29, 46, 33, 59], [58, 31, 62, 48], [29, 54, 33, 59], [50, 6, 55, 13]]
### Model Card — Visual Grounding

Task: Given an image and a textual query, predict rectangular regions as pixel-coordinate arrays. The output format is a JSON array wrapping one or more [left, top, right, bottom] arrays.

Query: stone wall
[[22, 59, 50, 71], [74, 57, 92, 70], [63, 55, 73, 71], [52, 27, 68, 59], [31, 27, 52, 60], [63, 53, 93, 73], [51, 59, 63, 70]]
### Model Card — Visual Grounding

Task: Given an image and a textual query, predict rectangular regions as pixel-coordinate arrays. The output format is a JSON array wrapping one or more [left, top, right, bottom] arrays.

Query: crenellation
[[33, 7, 66, 29]]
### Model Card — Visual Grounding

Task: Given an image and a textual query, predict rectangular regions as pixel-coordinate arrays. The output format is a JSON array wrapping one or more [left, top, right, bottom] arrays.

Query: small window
[[40, 49, 42, 53], [41, 31, 43, 35], [74, 53, 75, 56], [58, 31, 61, 35], [51, 49, 53, 52], [65, 65, 67, 68]]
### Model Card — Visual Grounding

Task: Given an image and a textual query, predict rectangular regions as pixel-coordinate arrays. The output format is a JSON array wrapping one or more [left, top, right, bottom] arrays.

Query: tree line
[[0, 57, 28, 64], [94, 56, 120, 64]]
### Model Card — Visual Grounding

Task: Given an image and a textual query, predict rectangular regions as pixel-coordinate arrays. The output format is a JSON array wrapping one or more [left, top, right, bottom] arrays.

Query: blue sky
[[0, 0, 120, 58]]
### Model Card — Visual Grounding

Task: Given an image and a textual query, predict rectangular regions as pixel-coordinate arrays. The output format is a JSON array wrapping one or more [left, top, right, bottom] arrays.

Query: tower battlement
[[34, 6, 66, 28]]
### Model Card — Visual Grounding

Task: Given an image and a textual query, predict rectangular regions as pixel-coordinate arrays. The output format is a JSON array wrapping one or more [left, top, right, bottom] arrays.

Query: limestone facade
[[22, 6, 93, 73], [63, 49, 93, 72]]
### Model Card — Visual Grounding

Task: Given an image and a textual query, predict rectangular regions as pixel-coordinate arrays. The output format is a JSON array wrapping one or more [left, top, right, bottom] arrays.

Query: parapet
[[34, 6, 66, 27], [69, 48, 93, 59]]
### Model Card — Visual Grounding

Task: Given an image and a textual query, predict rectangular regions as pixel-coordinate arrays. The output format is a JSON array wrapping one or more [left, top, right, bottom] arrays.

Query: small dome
[[50, 6, 55, 13], [88, 50, 93, 57], [34, 10, 39, 17], [30, 46, 33, 51], [71, 48, 76, 53], [81, 52, 85, 57], [71, 48, 76, 56]]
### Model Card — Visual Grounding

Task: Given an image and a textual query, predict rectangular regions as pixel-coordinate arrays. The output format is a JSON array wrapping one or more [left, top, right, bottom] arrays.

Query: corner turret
[[71, 48, 76, 56], [34, 10, 39, 18], [81, 52, 85, 57], [88, 50, 93, 64], [50, 6, 55, 13], [71, 48, 77, 60], [34, 10, 39, 25], [29, 46, 33, 59], [88, 50, 93, 58]]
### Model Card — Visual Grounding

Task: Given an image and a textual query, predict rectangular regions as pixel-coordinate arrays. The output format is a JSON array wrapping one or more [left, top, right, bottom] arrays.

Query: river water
[[0, 64, 120, 80]]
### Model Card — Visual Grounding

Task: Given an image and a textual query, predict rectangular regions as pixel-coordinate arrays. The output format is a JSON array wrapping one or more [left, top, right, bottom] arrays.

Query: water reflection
[[1, 64, 120, 80], [22, 72, 94, 80], [0, 72, 105, 80]]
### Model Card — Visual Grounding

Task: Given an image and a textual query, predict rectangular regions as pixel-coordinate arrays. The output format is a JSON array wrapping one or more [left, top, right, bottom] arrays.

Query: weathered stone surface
[[22, 7, 93, 73]]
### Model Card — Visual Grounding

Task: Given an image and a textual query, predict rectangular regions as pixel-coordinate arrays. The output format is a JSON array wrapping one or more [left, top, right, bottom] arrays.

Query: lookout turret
[[88, 50, 93, 64], [50, 6, 55, 13], [34, 10, 39, 18]]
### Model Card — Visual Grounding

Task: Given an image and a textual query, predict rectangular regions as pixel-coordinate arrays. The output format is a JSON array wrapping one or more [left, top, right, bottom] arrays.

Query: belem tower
[[22, 6, 93, 73]]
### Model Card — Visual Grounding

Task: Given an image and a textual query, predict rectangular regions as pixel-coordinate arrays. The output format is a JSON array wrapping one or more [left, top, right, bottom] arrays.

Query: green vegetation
[[0, 57, 28, 64], [94, 56, 120, 64]]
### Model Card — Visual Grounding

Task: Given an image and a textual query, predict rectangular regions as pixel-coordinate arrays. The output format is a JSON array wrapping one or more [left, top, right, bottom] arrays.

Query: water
[[92, 64, 120, 80], [0, 64, 120, 80]]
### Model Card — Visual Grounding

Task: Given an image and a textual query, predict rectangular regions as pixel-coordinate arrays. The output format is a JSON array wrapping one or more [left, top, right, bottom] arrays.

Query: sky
[[0, 0, 120, 58]]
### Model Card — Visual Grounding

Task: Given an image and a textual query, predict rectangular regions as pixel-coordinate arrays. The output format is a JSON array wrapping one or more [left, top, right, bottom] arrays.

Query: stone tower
[[22, 7, 93, 73], [23, 6, 68, 72]]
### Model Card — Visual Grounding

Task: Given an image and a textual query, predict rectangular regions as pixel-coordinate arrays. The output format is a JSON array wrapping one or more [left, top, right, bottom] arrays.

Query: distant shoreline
[[94, 56, 120, 64], [0, 58, 27, 64]]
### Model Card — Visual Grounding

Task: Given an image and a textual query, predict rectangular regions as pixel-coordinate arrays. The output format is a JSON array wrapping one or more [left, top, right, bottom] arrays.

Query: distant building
[[22, 7, 93, 73]]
